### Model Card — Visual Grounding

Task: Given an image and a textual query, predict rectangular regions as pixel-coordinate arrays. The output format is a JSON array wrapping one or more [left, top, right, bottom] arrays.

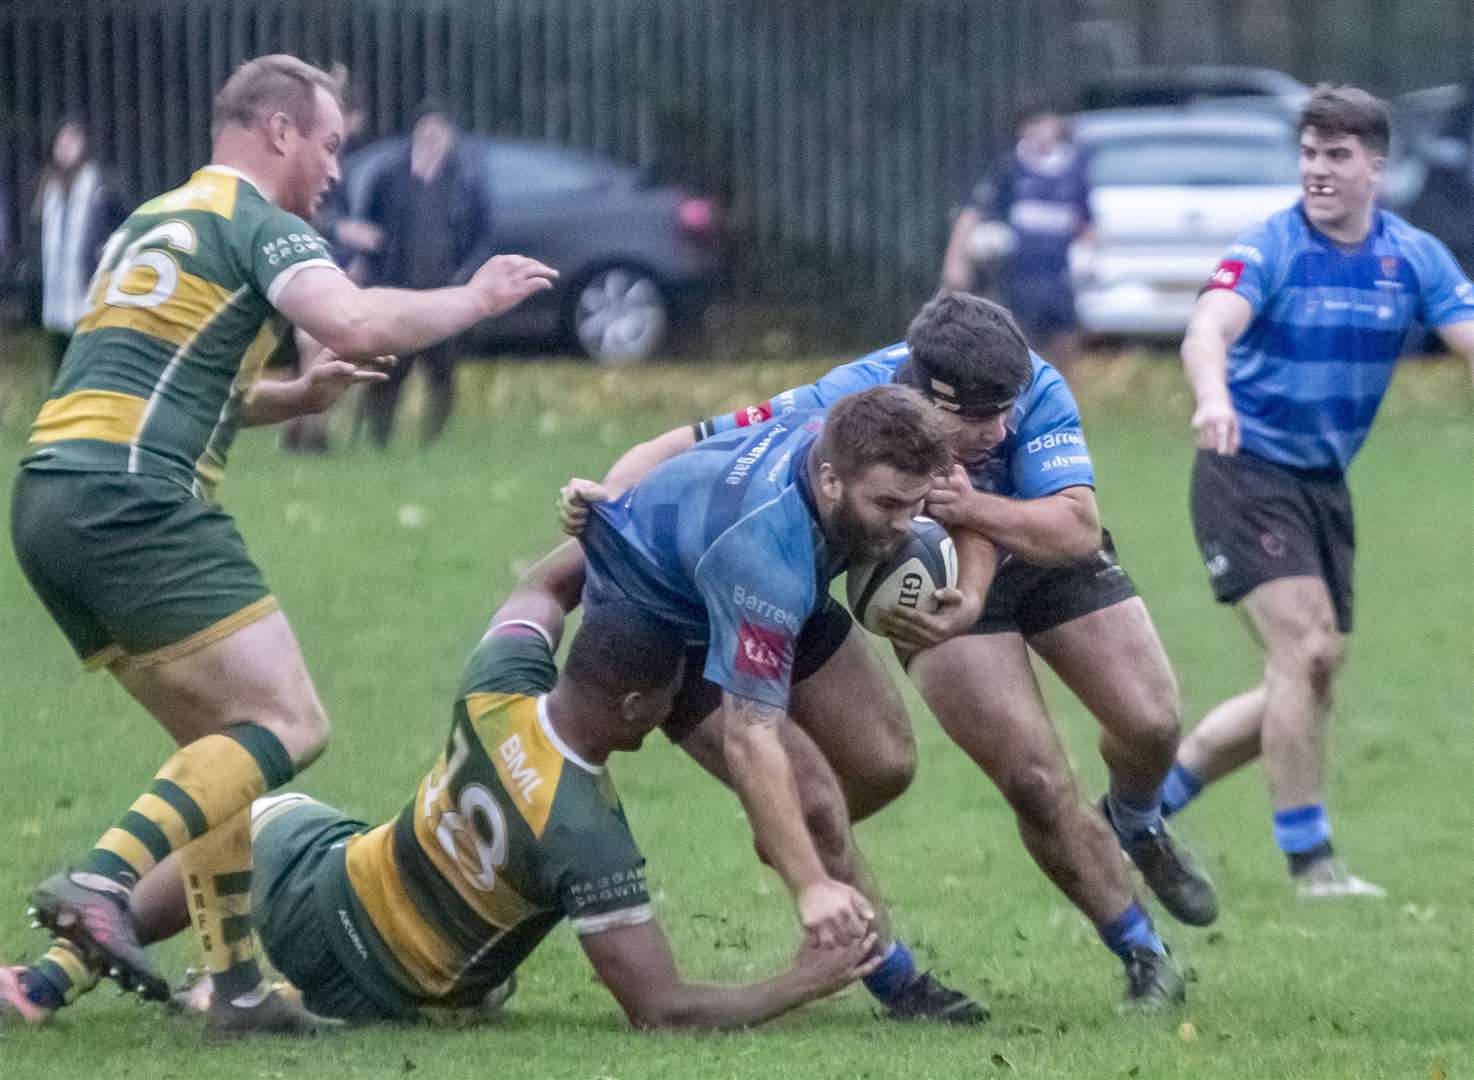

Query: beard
[[828, 495, 905, 566]]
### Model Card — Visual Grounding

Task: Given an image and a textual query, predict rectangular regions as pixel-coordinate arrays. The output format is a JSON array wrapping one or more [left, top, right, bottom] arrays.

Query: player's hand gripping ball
[[845, 516, 958, 635]]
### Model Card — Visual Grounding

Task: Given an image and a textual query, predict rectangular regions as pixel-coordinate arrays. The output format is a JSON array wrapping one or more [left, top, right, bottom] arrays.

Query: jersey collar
[[1296, 200, 1385, 254], [536, 694, 603, 775], [200, 163, 267, 197]]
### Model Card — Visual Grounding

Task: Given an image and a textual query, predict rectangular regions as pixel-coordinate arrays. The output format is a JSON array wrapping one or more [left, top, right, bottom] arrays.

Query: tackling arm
[[580, 917, 877, 1031], [484, 540, 589, 652], [935, 482, 1102, 567]]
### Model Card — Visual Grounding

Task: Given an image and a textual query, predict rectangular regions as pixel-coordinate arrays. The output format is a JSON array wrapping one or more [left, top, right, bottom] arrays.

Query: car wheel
[[572, 266, 669, 365]]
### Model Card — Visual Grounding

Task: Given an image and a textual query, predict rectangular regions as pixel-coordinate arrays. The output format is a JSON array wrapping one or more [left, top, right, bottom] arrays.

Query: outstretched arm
[[581, 916, 878, 1031], [273, 255, 557, 360]]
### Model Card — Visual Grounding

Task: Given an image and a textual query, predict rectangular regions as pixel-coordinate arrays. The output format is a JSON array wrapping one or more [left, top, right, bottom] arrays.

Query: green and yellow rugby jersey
[[325, 628, 652, 1010], [22, 165, 337, 498]]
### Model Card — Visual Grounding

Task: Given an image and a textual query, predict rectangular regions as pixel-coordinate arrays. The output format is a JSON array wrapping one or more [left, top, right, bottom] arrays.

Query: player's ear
[[817, 460, 843, 501], [265, 111, 294, 154], [618, 691, 642, 725]]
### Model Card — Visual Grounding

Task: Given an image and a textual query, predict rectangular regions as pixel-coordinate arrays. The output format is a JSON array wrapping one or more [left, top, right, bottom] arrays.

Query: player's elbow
[[621, 991, 713, 1033]]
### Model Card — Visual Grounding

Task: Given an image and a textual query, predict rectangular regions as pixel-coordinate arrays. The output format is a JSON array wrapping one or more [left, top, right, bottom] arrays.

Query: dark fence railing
[[0, 0, 1080, 329], [4, 1, 1471, 330]]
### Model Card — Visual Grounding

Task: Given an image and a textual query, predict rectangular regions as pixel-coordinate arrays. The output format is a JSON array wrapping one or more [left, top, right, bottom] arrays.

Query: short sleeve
[[693, 504, 817, 709], [544, 818, 653, 936], [243, 204, 340, 307], [1009, 366, 1096, 498], [1200, 223, 1277, 313], [1410, 233, 1474, 327]]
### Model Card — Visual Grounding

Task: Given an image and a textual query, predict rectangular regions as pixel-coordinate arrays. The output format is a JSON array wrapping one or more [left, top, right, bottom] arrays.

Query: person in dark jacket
[[356, 105, 491, 447]]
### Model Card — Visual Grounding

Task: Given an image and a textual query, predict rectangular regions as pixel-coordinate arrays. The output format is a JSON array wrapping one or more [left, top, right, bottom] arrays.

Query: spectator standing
[[35, 121, 124, 375], [942, 107, 1093, 379], [356, 105, 491, 447]]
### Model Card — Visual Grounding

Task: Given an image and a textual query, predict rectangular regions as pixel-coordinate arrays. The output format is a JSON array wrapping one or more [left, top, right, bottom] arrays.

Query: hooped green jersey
[[22, 165, 337, 499], [329, 630, 652, 1009]]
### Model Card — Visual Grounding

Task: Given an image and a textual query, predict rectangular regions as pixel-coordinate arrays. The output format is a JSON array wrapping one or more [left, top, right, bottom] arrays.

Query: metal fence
[[0, 0, 1080, 326]]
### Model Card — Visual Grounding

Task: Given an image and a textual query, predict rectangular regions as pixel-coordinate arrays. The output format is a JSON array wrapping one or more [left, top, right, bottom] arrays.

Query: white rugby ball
[[845, 517, 958, 635]]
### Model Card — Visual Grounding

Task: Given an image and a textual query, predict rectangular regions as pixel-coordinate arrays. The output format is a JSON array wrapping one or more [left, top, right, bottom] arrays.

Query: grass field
[[1, 344, 1470, 1079]]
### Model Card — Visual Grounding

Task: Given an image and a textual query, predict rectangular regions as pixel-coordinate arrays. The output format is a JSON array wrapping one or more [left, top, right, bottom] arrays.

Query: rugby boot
[[0, 966, 50, 1025], [1101, 799, 1219, 927], [27, 872, 169, 1001], [881, 970, 989, 1025], [205, 983, 345, 1038], [1294, 857, 1386, 899], [1119, 945, 1186, 1011]]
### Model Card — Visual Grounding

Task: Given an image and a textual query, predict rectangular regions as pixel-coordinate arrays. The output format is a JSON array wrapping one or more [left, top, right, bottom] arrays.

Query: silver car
[[1070, 110, 1301, 337]]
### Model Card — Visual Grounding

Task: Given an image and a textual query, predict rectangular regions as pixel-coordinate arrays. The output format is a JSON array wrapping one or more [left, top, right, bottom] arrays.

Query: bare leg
[[1028, 598, 1180, 804], [909, 632, 1137, 927]]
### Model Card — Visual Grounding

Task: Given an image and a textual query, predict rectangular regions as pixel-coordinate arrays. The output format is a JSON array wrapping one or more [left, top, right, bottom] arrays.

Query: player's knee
[[1271, 623, 1343, 700], [854, 739, 915, 816], [260, 695, 330, 770], [1133, 692, 1181, 763], [1002, 763, 1071, 831]]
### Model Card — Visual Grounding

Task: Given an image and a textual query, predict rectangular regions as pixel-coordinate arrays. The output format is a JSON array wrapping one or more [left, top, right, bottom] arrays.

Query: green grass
[[1, 345, 1471, 1078]]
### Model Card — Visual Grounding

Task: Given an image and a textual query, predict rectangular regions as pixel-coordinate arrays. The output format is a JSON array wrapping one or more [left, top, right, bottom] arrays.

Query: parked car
[[1068, 108, 1302, 337], [1074, 66, 1309, 118], [342, 136, 720, 364]]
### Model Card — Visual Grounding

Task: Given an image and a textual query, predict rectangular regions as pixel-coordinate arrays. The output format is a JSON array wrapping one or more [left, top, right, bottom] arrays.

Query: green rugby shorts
[[10, 468, 275, 669]]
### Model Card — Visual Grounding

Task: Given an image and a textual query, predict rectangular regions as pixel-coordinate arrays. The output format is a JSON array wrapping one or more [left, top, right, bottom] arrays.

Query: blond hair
[[213, 54, 343, 136]]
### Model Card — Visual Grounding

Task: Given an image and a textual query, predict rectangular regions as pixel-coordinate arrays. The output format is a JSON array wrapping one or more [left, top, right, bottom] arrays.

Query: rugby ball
[[846, 517, 958, 635]]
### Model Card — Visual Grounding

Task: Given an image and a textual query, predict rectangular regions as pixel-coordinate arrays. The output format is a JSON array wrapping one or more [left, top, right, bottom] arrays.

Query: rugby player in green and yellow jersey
[[8, 54, 556, 1034], [3, 550, 879, 1032]]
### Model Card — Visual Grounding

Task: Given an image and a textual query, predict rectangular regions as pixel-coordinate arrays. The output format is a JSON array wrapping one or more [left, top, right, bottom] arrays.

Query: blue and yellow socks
[[20, 940, 98, 1012]]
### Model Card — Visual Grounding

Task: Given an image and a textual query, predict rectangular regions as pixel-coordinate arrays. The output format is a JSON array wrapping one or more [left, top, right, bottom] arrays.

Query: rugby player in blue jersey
[[561, 294, 1199, 1009], [574, 385, 990, 1023], [1175, 85, 1474, 897]]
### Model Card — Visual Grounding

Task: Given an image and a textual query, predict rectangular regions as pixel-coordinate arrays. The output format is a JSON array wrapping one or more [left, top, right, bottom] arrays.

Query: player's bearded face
[[826, 466, 930, 563]]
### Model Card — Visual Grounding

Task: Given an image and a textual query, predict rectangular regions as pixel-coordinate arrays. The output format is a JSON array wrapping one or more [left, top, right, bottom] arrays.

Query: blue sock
[[862, 940, 917, 1004], [1159, 761, 1203, 818], [1273, 803, 1331, 856], [1098, 903, 1164, 962], [1105, 787, 1162, 842]]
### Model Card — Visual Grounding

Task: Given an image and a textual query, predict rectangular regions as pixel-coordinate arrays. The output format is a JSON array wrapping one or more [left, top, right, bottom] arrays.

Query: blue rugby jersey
[[1204, 203, 1474, 472], [698, 342, 1096, 500], [581, 413, 837, 710]]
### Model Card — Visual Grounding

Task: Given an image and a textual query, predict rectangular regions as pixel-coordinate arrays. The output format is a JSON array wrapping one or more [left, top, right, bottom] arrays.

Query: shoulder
[[460, 630, 559, 698], [824, 343, 907, 389], [1381, 209, 1459, 266], [1015, 353, 1081, 432]]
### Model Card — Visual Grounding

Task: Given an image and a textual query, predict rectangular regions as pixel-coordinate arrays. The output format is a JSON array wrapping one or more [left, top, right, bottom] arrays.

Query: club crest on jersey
[[1205, 259, 1244, 291], [1380, 256, 1399, 279], [734, 621, 791, 682]]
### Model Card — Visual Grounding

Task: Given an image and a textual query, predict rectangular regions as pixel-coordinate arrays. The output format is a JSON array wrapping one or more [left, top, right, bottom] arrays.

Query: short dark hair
[[213, 54, 343, 137], [1299, 84, 1390, 157], [562, 600, 685, 699], [817, 385, 957, 482], [902, 291, 1033, 414]]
